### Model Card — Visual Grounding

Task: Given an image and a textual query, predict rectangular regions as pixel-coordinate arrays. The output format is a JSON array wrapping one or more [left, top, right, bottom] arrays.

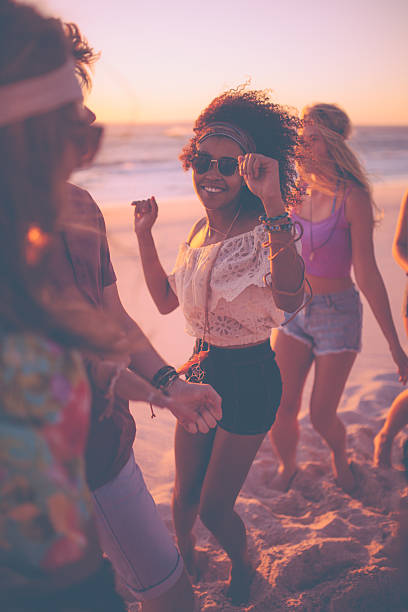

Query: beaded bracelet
[[259, 212, 289, 224], [265, 222, 293, 233]]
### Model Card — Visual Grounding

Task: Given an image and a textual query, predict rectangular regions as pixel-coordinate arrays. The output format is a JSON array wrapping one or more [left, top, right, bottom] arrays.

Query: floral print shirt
[[0, 331, 92, 588]]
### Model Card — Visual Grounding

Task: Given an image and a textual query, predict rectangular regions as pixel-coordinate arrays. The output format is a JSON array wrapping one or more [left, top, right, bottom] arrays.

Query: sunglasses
[[191, 153, 239, 177], [67, 118, 104, 168]]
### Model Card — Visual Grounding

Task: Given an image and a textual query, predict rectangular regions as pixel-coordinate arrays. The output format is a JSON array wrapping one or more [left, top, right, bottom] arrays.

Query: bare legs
[[310, 350, 357, 491], [269, 331, 314, 491], [173, 426, 216, 581], [270, 330, 357, 493], [173, 423, 265, 604], [373, 389, 408, 468]]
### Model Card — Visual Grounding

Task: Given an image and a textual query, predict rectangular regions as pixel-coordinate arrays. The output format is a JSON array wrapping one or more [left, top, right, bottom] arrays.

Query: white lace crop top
[[168, 224, 285, 347]]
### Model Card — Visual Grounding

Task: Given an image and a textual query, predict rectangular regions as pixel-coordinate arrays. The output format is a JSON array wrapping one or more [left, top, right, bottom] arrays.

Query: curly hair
[[180, 86, 301, 209], [64, 22, 99, 91]]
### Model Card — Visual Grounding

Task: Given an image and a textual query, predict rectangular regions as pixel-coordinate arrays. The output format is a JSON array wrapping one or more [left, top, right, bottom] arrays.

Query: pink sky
[[31, 0, 408, 125]]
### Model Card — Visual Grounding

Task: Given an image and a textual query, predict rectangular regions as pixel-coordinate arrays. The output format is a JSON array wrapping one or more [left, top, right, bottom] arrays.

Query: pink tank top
[[291, 190, 352, 278]]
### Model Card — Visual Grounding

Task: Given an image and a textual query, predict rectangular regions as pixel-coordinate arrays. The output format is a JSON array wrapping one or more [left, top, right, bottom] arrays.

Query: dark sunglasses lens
[[192, 154, 211, 174], [218, 158, 238, 176]]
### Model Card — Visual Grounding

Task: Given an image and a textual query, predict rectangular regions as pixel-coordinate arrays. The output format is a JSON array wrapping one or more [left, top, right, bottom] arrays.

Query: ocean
[[72, 123, 408, 209]]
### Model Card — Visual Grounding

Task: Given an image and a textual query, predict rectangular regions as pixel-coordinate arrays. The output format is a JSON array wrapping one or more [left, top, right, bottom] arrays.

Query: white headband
[[0, 59, 82, 127]]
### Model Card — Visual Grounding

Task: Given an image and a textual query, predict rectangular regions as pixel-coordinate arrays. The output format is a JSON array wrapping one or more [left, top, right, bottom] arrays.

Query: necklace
[[309, 182, 341, 261], [179, 204, 243, 382], [206, 205, 242, 240]]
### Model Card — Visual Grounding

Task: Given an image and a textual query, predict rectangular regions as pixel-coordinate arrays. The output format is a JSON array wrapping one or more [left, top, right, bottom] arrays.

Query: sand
[[102, 179, 408, 611]]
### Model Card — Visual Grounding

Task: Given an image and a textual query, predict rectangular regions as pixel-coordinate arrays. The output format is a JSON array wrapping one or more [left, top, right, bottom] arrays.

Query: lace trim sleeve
[[167, 242, 188, 297], [210, 224, 270, 303]]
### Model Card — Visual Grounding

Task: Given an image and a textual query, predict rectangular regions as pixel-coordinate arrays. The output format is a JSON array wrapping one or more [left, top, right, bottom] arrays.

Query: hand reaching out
[[89, 357, 222, 432], [165, 378, 222, 434]]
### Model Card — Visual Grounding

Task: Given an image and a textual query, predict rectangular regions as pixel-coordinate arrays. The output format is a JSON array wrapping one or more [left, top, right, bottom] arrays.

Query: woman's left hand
[[391, 344, 408, 384], [238, 153, 284, 214]]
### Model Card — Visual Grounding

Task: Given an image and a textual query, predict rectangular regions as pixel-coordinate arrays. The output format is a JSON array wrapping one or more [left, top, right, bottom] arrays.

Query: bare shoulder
[[186, 217, 207, 244], [345, 183, 372, 223]]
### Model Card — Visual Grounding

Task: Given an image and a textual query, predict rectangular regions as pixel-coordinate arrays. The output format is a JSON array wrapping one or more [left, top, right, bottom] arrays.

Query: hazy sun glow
[[30, 0, 408, 125]]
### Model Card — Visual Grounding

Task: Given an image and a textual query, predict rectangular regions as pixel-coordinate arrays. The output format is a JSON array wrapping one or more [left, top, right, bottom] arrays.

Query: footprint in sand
[[276, 539, 365, 592]]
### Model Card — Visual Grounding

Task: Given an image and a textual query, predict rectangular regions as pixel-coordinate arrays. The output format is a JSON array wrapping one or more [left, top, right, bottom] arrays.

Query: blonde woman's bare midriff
[[306, 274, 353, 295]]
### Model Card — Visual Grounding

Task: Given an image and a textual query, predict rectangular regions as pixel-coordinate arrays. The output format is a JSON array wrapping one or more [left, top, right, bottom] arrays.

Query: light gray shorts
[[281, 285, 363, 356], [92, 452, 183, 603]]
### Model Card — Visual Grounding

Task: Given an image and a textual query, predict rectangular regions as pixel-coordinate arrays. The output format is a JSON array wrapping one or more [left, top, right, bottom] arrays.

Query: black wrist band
[[151, 365, 179, 390]]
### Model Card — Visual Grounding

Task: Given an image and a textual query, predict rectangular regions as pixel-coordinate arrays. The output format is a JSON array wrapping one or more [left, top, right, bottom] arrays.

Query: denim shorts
[[186, 340, 282, 435], [92, 453, 183, 603], [281, 285, 363, 356]]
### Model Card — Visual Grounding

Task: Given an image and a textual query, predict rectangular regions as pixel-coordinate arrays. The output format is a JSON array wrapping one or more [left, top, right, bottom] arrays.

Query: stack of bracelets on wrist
[[259, 210, 303, 261], [149, 365, 179, 418], [259, 212, 293, 233], [259, 210, 312, 324]]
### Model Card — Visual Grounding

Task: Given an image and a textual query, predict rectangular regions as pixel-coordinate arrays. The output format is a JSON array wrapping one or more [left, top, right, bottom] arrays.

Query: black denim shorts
[[185, 339, 282, 435]]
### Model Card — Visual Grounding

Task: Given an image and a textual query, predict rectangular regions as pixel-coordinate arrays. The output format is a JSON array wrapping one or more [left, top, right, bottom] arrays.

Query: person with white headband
[[41, 20, 222, 612], [133, 87, 306, 605], [0, 3, 220, 611], [0, 2, 128, 610]]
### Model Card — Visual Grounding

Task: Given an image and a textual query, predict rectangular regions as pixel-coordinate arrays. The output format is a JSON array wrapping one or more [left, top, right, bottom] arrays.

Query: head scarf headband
[[197, 121, 256, 154], [0, 59, 82, 127]]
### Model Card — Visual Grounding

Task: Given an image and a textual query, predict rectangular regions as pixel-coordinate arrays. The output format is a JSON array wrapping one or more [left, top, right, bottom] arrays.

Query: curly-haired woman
[[133, 87, 305, 605], [269, 103, 408, 494]]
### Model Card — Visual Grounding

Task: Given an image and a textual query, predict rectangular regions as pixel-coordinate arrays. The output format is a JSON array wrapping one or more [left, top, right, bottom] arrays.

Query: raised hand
[[165, 378, 222, 434], [238, 153, 284, 214], [132, 196, 158, 236]]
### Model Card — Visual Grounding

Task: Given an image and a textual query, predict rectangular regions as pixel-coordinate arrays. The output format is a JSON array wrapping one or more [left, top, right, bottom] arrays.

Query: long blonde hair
[[300, 103, 371, 194]]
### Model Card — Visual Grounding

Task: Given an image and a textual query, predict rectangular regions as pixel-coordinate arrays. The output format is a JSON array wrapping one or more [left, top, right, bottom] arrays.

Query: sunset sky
[[30, 0, 407, 125]]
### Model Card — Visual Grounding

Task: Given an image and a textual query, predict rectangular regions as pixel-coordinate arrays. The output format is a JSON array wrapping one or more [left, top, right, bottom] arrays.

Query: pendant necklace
[[206, 204, 242, 239], [179, 205, 242, 382], [309, 181, 341, 261]]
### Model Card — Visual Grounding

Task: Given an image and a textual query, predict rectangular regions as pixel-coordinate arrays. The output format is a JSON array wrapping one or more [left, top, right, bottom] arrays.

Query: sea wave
[[72, 123, 408, 208]]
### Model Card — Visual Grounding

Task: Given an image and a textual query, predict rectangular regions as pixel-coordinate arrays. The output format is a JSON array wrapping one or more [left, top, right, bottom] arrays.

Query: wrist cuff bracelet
[[151, 365, 179, 390]]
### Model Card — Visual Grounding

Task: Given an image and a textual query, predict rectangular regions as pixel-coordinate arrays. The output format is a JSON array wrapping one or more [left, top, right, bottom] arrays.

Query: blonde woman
[[269, 103, 408, 493]]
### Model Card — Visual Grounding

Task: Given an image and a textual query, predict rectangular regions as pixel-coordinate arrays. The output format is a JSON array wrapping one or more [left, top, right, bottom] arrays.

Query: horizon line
[[99, 120, 408, 128]]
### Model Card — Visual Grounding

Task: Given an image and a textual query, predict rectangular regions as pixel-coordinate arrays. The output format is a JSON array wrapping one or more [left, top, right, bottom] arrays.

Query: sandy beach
[[103, 179, 408, 611]]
